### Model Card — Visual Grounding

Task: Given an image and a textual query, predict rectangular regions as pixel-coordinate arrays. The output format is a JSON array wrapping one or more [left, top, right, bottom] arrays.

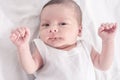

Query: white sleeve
[[33, 39, 48, 64], [81, 40, 93, 54]]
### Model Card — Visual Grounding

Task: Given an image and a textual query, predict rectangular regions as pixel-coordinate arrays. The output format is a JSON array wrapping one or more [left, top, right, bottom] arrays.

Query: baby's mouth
[[48, 37, 62, 41]]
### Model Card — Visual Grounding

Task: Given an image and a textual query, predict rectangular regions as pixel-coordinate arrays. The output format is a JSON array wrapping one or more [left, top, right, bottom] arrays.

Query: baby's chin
[[45, 39, 64, 47], [45, 42, 64, 49], [46, 42, 77, 51]]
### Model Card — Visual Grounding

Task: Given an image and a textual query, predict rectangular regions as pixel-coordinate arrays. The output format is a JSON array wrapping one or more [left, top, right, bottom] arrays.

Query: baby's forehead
[[41, 3, 79, 18], [40, 4, 76, 16], [40, 0, 82, 25]]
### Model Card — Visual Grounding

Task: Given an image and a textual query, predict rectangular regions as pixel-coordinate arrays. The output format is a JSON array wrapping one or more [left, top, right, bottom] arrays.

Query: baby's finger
[[102, 23, 110, 30], [13, 30, 21, 40], [111, 23, 117, 32], [109, 23, 114, 29], [113, 23, 117, 29], [99, 24, 105, 32], [17, 27, 25, 37], [102, 23, 112, 31], [24, 27, 30, 36], [10, 29, 18, 38], [10, 33, 17, 42]]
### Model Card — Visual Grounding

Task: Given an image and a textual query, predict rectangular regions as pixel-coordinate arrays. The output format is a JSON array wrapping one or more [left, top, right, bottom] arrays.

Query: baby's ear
[[78, 26, 82, 36]]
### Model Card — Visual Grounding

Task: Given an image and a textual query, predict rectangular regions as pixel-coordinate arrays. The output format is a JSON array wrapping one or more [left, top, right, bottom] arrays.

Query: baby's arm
[[91, 23, 117, 70], [10, 27, 43, 74]]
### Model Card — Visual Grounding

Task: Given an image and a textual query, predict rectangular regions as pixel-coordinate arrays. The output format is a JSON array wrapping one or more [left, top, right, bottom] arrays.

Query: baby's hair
[[41, 0, 82, 25]]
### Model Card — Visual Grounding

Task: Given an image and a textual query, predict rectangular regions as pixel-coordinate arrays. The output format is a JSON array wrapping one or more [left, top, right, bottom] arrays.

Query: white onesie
[[33, 39, 96, 80]]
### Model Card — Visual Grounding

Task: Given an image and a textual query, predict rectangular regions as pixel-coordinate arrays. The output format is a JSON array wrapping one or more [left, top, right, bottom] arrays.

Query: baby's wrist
[[102, 39, 115, 44], [17, 43, 30, 50]]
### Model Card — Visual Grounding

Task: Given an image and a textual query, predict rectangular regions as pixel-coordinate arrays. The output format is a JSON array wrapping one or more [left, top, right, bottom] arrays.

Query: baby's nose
[[49, 26, 58, 33]]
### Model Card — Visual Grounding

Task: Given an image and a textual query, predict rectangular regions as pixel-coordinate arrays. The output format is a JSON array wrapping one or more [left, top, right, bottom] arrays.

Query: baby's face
[[39, 4, 82, 50]]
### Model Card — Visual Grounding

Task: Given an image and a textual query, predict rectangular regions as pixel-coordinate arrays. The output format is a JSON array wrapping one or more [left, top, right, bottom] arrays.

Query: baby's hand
[[98, 23, 117, 41], [10, 27, 30, 47]]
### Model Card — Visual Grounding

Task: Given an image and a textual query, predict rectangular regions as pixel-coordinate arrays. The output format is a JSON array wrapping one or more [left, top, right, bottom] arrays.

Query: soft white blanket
[[0, 0, 120, 80]]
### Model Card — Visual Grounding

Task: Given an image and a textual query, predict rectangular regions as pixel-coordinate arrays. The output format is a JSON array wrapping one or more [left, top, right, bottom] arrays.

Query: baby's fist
[[98, 23, 117, 41], [10, 27, 30, 47]]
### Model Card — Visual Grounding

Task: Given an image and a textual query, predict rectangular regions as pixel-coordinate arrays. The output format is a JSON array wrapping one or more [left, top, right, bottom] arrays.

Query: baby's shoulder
[[78, 40, 92, 53]]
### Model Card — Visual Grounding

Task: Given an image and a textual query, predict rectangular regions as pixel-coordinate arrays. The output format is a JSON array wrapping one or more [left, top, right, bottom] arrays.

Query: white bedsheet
[[0, 7, 34, 80], [0, 0, 120, 80]]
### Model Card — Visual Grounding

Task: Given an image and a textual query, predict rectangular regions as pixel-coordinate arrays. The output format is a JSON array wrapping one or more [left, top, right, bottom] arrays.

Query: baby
[[10, 0, 117, 80]]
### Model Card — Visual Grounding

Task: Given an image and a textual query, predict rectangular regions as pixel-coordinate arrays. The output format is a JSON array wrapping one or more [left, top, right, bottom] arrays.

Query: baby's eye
[[59, 22, 67, 26], [41, 23, 50, 27]]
